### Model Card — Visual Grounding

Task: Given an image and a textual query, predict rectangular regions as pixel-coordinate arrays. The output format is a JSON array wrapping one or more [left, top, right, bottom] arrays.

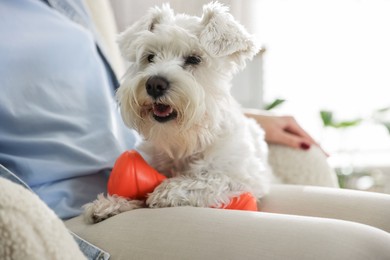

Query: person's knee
[[310, 219, 390, 260]]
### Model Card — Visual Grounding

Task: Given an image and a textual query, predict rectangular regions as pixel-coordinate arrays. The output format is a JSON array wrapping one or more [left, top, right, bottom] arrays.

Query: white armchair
[[268, 144, 339, 187]]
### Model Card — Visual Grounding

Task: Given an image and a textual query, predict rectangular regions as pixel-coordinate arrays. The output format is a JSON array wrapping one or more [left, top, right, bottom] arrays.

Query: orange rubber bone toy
[[108, 150, 258, 211]]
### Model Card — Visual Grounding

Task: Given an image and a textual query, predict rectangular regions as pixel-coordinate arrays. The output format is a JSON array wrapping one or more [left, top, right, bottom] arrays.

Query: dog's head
[[117, 2, 259, 157]]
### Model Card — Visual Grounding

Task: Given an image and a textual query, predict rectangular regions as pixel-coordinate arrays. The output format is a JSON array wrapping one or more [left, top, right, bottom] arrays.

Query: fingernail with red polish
[[300, 143, 311, 150]]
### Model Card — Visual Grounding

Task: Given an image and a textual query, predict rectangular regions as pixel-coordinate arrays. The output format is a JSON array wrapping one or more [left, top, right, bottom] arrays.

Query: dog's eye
[[185, 56, 201, 65], [147, 54, 155, 63]]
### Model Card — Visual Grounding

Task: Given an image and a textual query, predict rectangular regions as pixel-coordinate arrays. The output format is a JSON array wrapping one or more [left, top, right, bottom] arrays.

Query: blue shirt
[[0, 0, 138, 220]]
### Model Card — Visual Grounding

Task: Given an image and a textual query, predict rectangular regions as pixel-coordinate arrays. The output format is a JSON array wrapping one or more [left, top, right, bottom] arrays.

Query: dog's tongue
[[153, 103, 173, 117]]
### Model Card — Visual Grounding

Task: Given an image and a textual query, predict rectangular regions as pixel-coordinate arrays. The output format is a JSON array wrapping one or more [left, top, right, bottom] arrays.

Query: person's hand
[[244, 109, 327, 154]]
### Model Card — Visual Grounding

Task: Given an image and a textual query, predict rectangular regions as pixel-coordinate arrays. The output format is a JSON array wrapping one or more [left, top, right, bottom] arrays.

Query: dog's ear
[[117, 4, 174, 61], [199, 2, 259, 68]]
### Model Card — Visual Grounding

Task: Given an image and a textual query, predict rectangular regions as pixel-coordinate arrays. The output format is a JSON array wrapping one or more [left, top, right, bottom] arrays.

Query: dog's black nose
[[146, 76, 170, 99]]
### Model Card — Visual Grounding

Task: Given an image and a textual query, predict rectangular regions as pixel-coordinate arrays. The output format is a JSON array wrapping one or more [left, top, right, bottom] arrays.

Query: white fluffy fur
[[84, 2, 274, 223]]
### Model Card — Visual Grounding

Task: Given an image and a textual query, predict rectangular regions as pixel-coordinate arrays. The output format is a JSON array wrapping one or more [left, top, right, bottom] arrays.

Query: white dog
[[84, 2, 275, 223]]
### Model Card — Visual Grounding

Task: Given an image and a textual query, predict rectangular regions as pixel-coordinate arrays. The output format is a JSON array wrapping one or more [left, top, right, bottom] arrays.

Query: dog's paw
[[145, 178, 235, 208], [146, 179, 192, 208], [83, 194, 144, 223]]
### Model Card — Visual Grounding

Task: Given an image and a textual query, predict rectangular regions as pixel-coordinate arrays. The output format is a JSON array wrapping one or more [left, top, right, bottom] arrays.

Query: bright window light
[[251, 0, 390, 154]]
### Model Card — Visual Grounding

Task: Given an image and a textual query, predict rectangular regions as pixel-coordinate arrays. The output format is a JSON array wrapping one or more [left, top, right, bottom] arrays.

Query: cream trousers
[[1, 176, 390, 260], [65, 184, 390, 260]]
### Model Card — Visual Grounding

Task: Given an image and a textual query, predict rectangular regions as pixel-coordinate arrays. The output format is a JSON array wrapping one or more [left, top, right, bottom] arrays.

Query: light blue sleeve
[[0, 0, 138, 219]]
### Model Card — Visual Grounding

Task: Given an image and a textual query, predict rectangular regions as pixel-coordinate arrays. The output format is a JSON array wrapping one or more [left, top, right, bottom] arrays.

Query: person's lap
[[65, 184, 390, 260], [261, 184, 390, 232], [1, 176, 389, 259]]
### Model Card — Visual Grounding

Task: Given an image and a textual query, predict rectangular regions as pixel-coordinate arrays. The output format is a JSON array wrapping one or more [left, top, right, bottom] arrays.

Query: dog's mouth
[[152, 103, 177, 123]]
